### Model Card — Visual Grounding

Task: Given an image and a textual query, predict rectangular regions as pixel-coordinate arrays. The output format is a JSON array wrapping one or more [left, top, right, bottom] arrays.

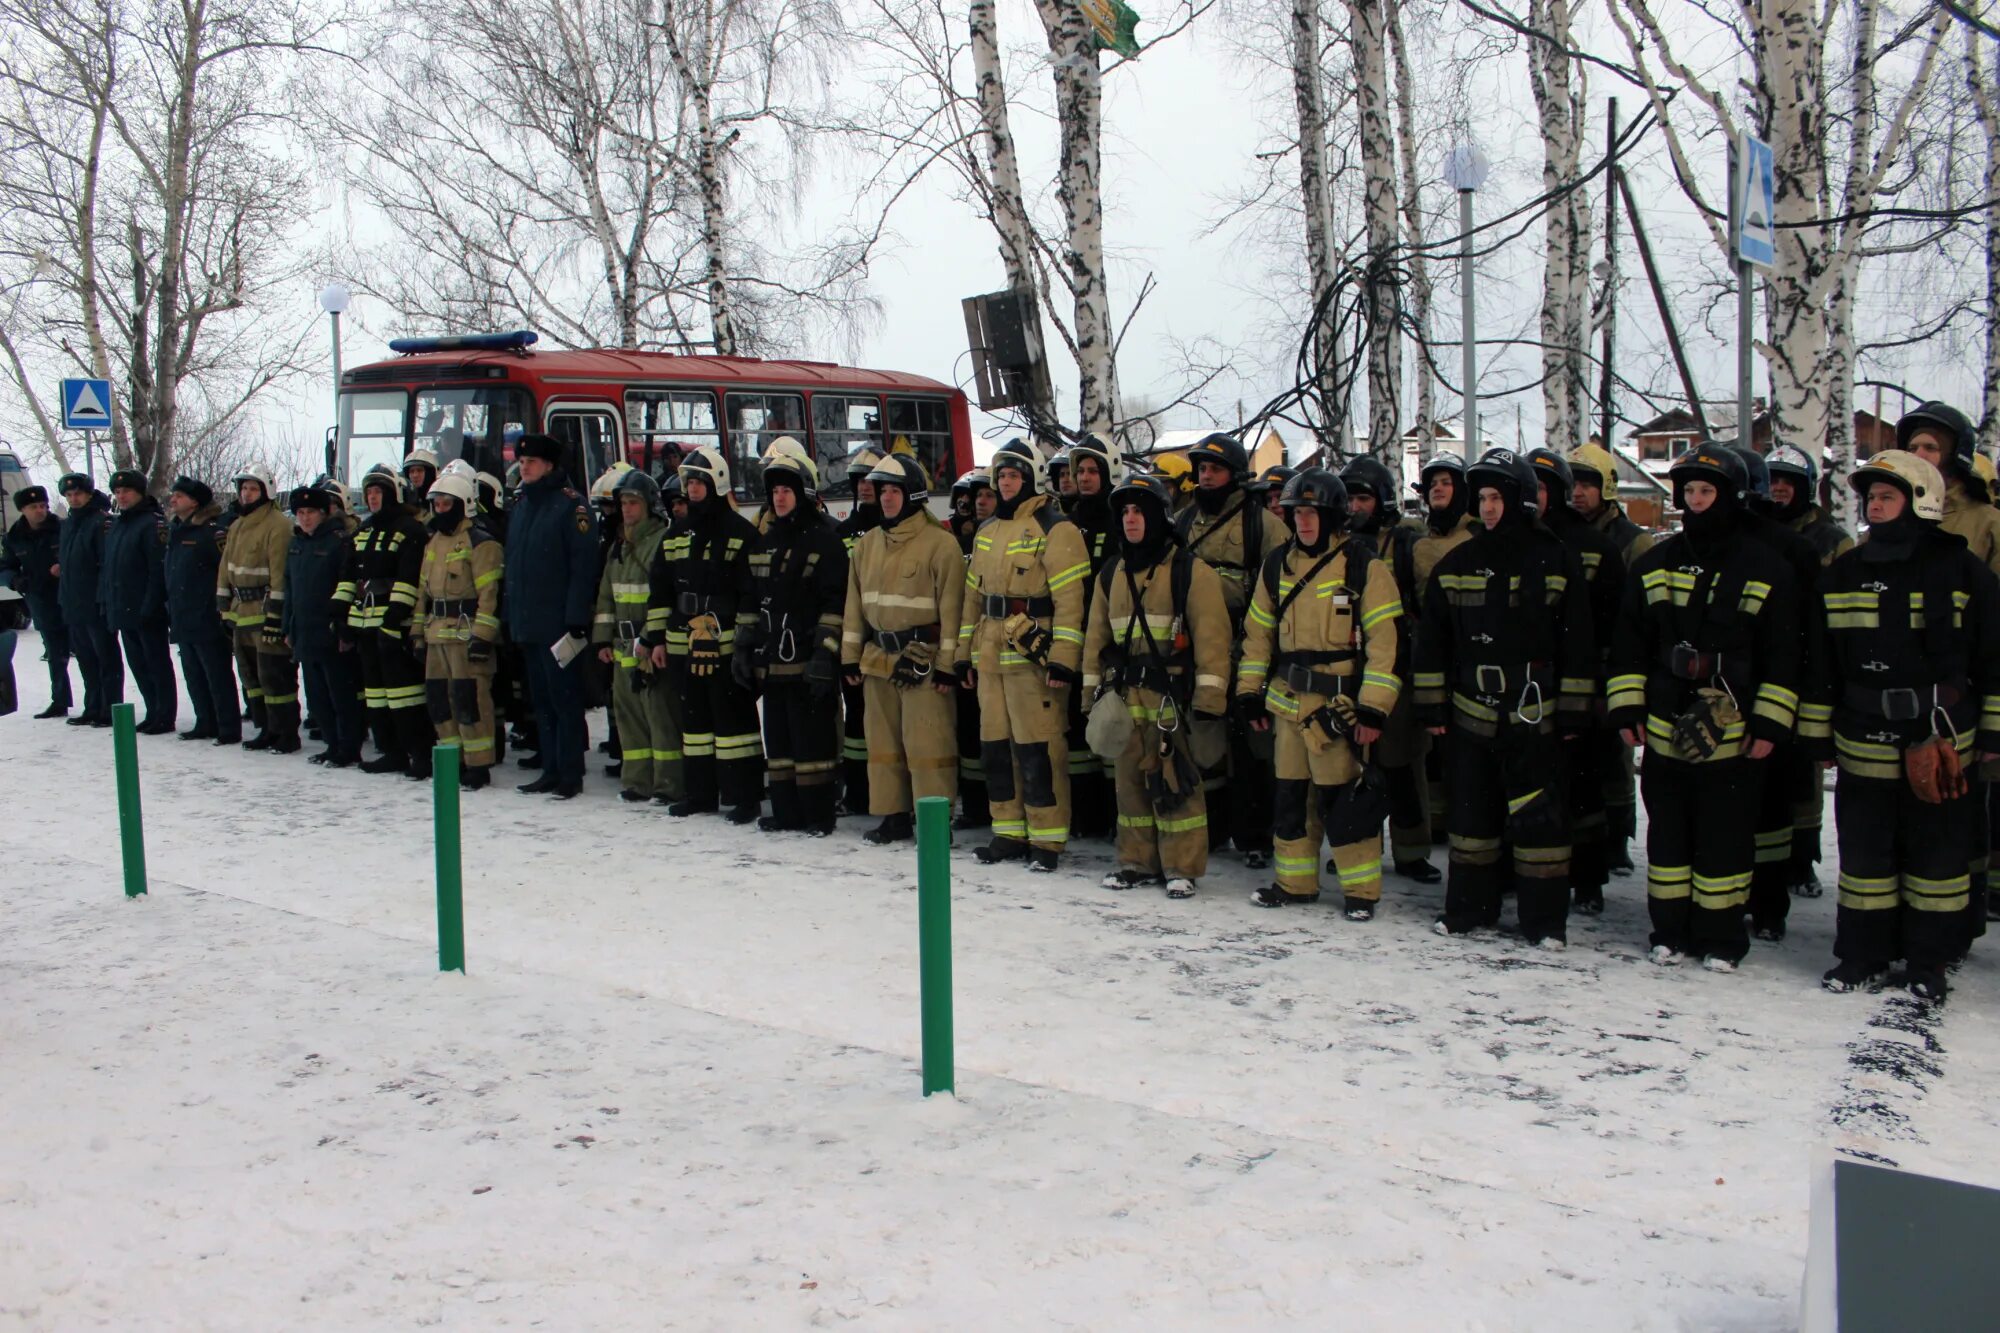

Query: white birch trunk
[[1969, 25, 2000, 457], [1754, 0, 1829, 466], [659, 16, 738, 355], [969, 0, 1038, 299], [1033, 0, 1117, 437], [1291, 0, 1338, 433], [1528, 0, 1591, 457], [1343, 0, 1401, 461], [1386, 1, 1434, 444]]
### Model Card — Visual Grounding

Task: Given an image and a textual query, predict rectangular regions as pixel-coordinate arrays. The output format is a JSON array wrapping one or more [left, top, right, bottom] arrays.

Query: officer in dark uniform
[[1802, 450, 2000, 1004], [1416, 449, 1596, 946], [100, 469, 176, 733], [284, 484, 366, 767], [55, 473, 121, 725], [1527, 448, 1625, 914], [1608, 445, 1800, 973], [0, 484, 73, 717], [743, 448, 848, 835], [1341, 453, 1439, 884], [505, 434, 600, 797], [642, 445, 763, 820]]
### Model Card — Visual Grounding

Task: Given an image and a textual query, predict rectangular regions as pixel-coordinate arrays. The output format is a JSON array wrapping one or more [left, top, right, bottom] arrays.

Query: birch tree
[[1526, 0, 1591, 457], [1608, 0, 1950, 466], [1966, 20, 2000, 454], [0, 0, 329, 485], [1343, 0, 1401, 460], [1385, 0, 1436, 442], [1289, 0, 1339, 430]]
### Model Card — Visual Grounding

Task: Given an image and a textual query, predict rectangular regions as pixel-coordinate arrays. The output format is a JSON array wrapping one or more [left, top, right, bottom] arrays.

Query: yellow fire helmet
[[1567, 441, 1619, 500], [1152, 450, 1195, 495], [1974, 450, 1997, 489], [588, 465, 630, 505], [889, 433, 917, 457], [1850, 448, 1945, 524]]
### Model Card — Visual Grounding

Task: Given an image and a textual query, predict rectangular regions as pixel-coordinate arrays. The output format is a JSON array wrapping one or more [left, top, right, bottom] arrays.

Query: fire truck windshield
[[413, 386, 532, 479]]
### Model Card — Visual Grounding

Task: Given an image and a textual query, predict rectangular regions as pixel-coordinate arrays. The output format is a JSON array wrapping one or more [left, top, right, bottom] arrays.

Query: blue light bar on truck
[[388, 331, 539, 354]]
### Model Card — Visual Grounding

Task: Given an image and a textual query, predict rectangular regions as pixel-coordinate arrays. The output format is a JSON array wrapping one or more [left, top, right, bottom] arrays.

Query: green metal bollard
[[434, 744, 464, 973], [916, 795, 954, 1096], [110, 702, 147, 897]]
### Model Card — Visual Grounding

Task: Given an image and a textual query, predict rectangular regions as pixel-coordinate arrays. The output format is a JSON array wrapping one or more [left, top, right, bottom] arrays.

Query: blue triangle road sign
[[60, 378, 113, 431]]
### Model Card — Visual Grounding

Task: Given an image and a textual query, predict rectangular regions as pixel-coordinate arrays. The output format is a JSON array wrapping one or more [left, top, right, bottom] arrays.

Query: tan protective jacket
[[217, 501, 293, 630], [954, 492, 1090, 676], [1237, 536, 1404, 725], [414, 523, 504, 647], [1175, 493, 1291, 623], [1082, 546, 1232, 722], [842, 512, 966, 680], [1942, 483, 2000, 579]]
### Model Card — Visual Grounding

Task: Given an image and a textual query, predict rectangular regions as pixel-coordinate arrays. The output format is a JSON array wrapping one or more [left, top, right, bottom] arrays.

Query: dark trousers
[[300, 651, 367, 760], [178, 624, 241, 741], [356, 629, 430, 760], [71, 617, 123, 719], [36, 621, 73, 709], [762, 680, 839, 827], [840, 675, 870, 813], [1208, 720, 1273, 856], [955, 682, 988, 824], [1441, 727, 1572, 943], [523, 648, 587, 784], [1642, 753, 1761, 962], [1749, 744, 1814, 931], [1565, 733, 1608, 905], [1834, 769, 1973, 973], [674, 659, 762, 807], [119, 621, 177, 726]]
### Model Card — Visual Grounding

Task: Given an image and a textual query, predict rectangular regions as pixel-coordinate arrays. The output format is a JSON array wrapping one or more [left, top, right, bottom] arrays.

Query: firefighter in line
[[587, 466, 628, 775], [1801, 449, 2000, 1005], [1528, 448, 1625, 916], [282, 484, 367, 769], [1252, 464, 1295, 521], [841, 453, 965, 845], [955, 438, 1091, 871], [1048, 448, 1075, 508], [219, 466, 300, 752], [1729, 444, 1829, 945], [1340, 454, 1440, 885], [1410, 452, 1482, 854], [1176, 433, 1291, 870], [1060, 436, 1121, 840], [835, 444, 886, 816], [100, 469, 176, 734], [402, 448, 439, 504], [56, 473, 121, 726], [333, 465, 432, 777], [1083, 471, 1231, 898], [412, 469, 505, 791], [1764, 443, 1853, 902], [1608, 445, 1800, 973], [643, 445, 763, 821], [1414, 450, 1595, 945], [741, 442, 848, 836], [950, 466, 994, 831], [948, 468, 984, 547], [1236, 468, 1404, 916], [1568, 438, 1655, 875], [0, 484, 73, 718], [506, 434, 600, 798], [594, 469, 683, 805]]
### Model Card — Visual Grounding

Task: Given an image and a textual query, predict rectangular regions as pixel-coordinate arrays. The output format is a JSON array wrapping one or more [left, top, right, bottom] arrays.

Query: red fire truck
[[331, 332, 976, 511]]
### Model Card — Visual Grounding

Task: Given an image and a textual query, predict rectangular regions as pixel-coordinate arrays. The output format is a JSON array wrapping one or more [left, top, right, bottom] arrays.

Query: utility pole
[[1616, 169, 1710, 443], [1597, 98, 1619, 445]]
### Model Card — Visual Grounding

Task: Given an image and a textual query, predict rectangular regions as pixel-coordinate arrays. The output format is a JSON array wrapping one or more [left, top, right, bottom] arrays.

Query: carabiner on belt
[[1515, 678, 1546, 726]]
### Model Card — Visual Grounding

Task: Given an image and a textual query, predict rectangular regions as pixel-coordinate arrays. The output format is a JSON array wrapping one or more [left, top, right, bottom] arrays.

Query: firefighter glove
[[1669, 687, 1741, 762], [466, 637, 495, 665], [806, 646, 839, 698], [730, 646, 757, 692], [1232, 692, 1265, 726]]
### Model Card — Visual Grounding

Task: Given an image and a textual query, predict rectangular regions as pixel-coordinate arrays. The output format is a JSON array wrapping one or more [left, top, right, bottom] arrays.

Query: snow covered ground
[[5, 628, 2000, 1330]]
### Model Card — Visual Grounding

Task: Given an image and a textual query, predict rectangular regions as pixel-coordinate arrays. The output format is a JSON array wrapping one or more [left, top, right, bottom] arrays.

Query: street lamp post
[[319, 283, 351, 484], [1442, 144, 1490, 454]]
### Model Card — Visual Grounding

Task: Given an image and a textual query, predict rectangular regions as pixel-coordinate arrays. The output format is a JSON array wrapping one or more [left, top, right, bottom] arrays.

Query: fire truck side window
[[625, 388, 721, 481], [883, 397, 952, 492], [724, 392, 807, 500], [810, 394, 883, 501], [414, 387, 530, 481]]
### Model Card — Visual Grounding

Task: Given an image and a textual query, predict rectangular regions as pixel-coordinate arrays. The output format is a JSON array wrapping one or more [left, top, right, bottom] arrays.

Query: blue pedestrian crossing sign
[[1732, 132, 1777, 269], [60, 378, 113, 431]]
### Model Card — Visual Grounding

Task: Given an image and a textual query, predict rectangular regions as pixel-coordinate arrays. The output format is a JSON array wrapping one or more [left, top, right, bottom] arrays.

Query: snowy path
[[4, 632, 1998, 1329]]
